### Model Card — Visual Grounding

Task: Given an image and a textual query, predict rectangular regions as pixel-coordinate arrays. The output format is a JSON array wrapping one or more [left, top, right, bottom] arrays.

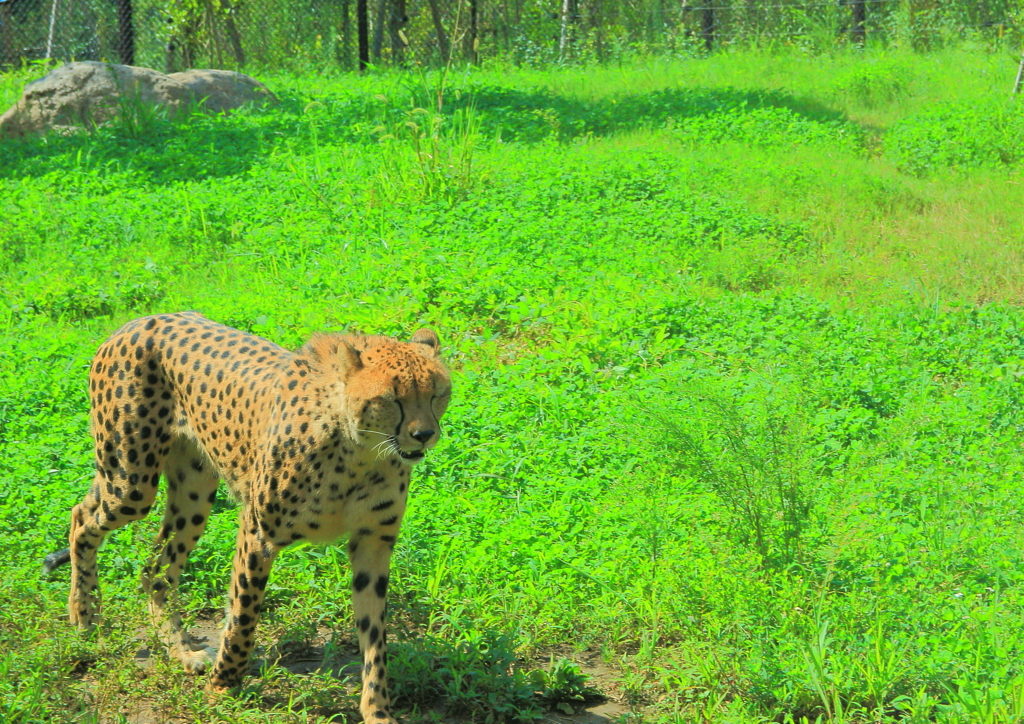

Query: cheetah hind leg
[[140, 436, 220, 674], [67, 494, 103, 633], [68, 471, 156, 633]]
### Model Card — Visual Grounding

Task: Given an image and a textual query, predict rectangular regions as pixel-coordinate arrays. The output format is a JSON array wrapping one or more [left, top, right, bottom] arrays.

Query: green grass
[[3, 45, 1024, 723]]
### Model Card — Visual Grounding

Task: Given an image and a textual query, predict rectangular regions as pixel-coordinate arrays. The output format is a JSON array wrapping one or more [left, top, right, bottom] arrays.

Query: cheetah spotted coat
[[57, 312, 451, 723]]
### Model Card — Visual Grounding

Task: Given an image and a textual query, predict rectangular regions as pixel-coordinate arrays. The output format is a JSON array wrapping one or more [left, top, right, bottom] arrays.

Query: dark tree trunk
[[467, 0, 478, 63], [559, 0, 577, 60], [592, 0, 604, 62], [358, 0, 369, 70], [851, 0, 866, 45], [389, 0, 408, 64], [701, 2, 714, 51], [372, 0, 387, 59], [340, 0, 352, 68], [425, 0, 450, 61], [0, 3, 13, 69], [224, 2, 245, 65], [117, 0, 135, 65]]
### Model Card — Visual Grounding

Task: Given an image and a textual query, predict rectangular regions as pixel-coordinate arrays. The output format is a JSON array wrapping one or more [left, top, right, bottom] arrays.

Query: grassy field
[[3, 45, 1024, 723]]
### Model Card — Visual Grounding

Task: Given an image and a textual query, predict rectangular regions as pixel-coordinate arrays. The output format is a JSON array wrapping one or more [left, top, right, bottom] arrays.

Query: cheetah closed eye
[[44, 312, 451, 724]]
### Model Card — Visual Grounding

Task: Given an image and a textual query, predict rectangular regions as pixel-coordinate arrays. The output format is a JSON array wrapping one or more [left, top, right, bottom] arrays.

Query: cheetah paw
[[204, 679, 236, 698], [69, 615, 99, 635], [179, 645, 217, 674]]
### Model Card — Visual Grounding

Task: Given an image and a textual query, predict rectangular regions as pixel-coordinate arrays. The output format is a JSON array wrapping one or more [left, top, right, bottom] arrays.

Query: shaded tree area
[[2, 0, 1024, 71]]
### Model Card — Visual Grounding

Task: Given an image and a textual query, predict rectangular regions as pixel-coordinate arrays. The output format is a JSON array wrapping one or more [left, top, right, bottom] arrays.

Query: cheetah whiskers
[[359, 429, 399, 459], [371, 437, 401, 460]]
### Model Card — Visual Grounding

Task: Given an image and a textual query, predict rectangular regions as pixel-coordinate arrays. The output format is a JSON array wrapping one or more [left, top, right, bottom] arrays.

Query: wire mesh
[[0, 0, 1021, 72]]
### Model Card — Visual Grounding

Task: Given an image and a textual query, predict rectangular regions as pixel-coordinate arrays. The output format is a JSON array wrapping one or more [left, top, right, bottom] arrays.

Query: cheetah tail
[[42, 547, 71, 576]]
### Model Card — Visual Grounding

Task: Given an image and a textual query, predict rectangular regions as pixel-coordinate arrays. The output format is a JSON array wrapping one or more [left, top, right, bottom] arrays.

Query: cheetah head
[[313, 329, 451, 465]]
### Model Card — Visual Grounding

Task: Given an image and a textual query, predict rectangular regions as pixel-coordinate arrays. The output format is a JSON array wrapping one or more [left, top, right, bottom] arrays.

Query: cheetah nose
[[410, 429, 435, 444]]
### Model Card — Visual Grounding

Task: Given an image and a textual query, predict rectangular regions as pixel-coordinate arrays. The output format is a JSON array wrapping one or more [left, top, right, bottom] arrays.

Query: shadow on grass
[[456, 84, 857, 143], [149, 617, 595, 722], [0, 84, 863, 185]]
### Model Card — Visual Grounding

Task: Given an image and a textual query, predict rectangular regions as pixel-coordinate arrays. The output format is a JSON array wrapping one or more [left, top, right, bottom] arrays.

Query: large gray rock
[[167, 69, 275, 115], [0, 61, 276, 138]]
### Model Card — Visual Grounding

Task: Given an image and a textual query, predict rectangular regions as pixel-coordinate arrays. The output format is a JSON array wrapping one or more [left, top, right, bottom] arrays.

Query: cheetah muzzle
[[397, 446, 425, 462], [44, 312, 452, 724]]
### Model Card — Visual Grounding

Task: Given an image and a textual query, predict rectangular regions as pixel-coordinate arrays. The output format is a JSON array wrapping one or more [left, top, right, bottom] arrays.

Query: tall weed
[[371, 100, 482, 205], [111, 87, 172, 140], [645, 378, 821, 567]]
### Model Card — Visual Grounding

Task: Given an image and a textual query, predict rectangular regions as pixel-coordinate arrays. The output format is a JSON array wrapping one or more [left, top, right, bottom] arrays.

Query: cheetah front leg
[[349, 534, 397, 723], [207, 511, 279, 692]]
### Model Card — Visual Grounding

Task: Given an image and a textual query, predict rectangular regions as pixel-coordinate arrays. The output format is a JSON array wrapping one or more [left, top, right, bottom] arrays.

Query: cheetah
[[43, 312, 451, 723]]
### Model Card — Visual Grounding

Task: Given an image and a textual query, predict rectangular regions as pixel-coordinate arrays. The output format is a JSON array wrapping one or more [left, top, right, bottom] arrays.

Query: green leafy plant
[[886, 101, 1024, 175], [388, 631, 542, 722], [831, 60, 915, 107], [529, 657, 603, 714]]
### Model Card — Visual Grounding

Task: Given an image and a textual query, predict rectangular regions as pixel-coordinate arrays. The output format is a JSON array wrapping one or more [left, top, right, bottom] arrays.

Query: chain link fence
[[2, 0, 1022, 72]]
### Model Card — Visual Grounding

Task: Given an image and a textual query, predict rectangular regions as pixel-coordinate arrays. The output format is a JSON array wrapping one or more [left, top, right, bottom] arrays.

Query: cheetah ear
[[339, 340, 364, 374], [410, 328, 439, 357]]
